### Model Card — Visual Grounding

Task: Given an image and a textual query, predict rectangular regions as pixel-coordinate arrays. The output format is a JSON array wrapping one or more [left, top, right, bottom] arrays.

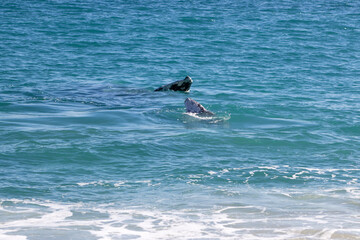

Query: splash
[[183, 112, 231, 124]]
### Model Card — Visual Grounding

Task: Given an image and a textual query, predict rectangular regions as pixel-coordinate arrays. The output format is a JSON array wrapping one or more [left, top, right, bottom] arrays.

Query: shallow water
[[1, 0, 360, 239]]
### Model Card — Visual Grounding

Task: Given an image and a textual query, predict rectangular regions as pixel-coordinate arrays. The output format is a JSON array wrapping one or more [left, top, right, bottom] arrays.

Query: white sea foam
[[183, 112, 231, 124], [77, 180, 153, 188], [1, 194, 360, 240], [283, 170, 308, 180], [0, 232, 26, 240], [2, 173, 360, 240]]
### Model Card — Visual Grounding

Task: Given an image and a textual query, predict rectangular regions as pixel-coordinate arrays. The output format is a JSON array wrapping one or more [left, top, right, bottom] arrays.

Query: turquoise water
[[1, 0, 360, 239]]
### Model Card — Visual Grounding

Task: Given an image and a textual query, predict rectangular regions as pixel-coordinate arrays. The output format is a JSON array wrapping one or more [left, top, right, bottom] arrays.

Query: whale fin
[[184, 98, 214, 116], [155, 76, 193, 92]]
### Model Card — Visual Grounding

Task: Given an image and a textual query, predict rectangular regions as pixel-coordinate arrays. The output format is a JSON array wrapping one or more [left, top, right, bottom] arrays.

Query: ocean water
[[1, 0, 360, 239]]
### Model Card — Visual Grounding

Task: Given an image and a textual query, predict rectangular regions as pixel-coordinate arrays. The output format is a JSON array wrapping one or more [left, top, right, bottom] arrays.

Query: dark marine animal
[[155, 76, 193, 92], [184, 97, 214, 116]]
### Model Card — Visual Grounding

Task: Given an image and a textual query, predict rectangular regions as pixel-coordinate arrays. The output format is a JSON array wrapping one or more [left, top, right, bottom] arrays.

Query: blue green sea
[[1, 0, 360, 239]]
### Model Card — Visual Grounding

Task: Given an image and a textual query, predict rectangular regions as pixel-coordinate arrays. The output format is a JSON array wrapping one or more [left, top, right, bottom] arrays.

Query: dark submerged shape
[[155, 76, 193, 92]]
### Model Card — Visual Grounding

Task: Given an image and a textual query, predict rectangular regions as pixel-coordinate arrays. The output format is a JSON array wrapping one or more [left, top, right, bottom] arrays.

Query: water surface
[[1, 0, 360, 239]]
